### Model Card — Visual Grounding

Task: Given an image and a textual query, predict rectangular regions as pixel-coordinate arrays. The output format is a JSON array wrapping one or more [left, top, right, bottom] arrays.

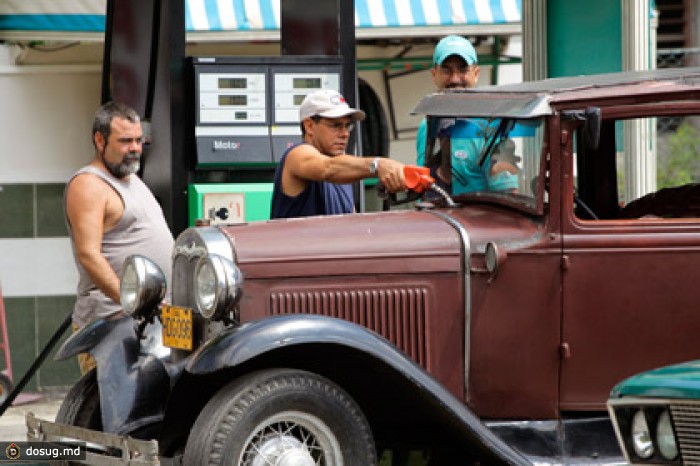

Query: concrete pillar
[[523, 0, 547, 82], [622, 0, 655, 201]]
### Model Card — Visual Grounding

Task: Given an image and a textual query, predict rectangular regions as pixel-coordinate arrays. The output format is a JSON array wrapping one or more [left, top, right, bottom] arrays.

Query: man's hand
[[376, 158, 406, 192]]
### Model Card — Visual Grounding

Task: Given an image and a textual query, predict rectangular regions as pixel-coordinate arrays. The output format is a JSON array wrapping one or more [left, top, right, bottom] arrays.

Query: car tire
[[54, 369, 101, 466], [183, 368, 376, 466], [56, 369, 101, 429], [0, 373, 13, 405]]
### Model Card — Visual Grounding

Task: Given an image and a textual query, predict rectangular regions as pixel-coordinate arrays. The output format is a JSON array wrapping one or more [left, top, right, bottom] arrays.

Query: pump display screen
[[293, 94, 306, 105], [219, 95, 248, 106], [293, 78, 322, 89], [219, 77, 247, 89]]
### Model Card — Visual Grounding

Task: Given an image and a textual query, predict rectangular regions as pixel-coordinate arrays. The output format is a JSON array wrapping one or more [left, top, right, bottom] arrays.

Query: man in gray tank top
[[64, 102, 173, 373]]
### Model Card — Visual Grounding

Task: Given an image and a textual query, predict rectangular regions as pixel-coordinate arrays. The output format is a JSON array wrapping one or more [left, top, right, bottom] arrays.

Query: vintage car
[[28, 66, 700, 465], [607, 360, 700, 465]]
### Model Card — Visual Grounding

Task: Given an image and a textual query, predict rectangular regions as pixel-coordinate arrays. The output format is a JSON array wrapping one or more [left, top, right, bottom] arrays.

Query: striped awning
[[0, 0, 521, 42], [0, 0, 106, 40]]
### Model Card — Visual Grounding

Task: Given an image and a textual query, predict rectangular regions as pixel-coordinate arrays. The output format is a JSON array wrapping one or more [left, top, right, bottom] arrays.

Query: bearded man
[[64, 101, 173, 374]]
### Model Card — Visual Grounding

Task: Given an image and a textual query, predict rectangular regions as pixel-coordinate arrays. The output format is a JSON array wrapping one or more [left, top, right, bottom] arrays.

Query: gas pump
[[99, 0, 357, 236], [187, 56, 343, 225]]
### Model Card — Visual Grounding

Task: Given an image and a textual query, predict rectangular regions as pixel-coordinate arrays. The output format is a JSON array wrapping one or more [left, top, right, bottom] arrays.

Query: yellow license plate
[[161, 305, 193, 350]]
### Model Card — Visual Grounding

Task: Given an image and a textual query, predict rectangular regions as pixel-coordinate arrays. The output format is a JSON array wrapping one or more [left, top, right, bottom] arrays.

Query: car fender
[[55, 317, 124, 360], [56, 317, 173, 435], [159, 314, 530, 465]]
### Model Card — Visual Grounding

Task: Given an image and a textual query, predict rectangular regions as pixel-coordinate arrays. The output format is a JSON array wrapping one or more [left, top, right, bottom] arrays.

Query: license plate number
[[162, 305, 193, 350]]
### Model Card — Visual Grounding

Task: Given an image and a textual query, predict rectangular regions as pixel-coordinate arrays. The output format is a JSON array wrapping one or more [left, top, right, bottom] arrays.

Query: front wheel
[[54, 369, 101, 466], [55, 369, 101, 429], [183, 368, 376, 466]]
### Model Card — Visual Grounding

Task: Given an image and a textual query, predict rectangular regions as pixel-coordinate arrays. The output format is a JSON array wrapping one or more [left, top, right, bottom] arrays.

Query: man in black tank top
[[271, 90, 407, 219]]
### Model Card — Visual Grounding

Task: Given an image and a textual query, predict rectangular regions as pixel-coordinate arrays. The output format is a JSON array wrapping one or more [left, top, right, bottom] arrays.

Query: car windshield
[[425, 116, 545, 212]]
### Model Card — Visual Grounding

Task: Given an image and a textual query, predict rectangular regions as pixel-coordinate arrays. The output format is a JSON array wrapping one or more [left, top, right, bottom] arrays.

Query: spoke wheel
[[183, 368, 376, 466], [241, 411, 338, 466]]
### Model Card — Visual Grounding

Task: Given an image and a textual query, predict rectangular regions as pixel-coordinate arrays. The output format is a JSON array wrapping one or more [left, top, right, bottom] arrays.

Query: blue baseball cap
[[433, 35, 478, 66]]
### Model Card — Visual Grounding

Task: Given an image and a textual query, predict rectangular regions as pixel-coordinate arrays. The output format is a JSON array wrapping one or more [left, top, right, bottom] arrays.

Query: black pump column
[[280, 0, 364, 209]]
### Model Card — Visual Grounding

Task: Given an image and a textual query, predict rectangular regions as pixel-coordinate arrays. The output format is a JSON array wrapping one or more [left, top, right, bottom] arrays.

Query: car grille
[[671, 403, 700, 465], [172, 254, 196, 307], [270, 287, 429, 368]]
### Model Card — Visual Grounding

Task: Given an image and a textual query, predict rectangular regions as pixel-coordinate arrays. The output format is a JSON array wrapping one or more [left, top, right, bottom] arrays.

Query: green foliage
[[657, 121, 700, 188]]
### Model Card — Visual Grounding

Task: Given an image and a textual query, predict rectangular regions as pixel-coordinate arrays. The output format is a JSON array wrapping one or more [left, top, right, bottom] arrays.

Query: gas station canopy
[[0, 0, 521, 42]]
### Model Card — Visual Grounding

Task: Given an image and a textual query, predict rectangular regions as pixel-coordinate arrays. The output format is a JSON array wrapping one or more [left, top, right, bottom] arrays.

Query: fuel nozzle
[[377, 165, 455, 207], [404, 165, 456, 207], [403, 165, 434, 194]]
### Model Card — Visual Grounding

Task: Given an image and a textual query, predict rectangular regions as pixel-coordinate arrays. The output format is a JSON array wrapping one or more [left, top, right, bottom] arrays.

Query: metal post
[[280, 0, 362, 209]]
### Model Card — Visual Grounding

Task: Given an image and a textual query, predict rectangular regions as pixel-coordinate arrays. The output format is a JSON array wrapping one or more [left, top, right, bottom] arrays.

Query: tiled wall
[[0, 183, 80, 390], [3, 296, 80, 391], [0, 184, 68, 238]]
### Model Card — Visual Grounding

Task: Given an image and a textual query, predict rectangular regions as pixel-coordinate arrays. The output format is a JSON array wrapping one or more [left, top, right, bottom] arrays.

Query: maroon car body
[[231, 67, 700, 423], [39, 66, 700, 465]]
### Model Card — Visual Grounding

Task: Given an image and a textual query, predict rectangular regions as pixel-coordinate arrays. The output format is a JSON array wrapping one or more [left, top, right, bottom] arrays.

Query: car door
[[560, 113, 700, 411]]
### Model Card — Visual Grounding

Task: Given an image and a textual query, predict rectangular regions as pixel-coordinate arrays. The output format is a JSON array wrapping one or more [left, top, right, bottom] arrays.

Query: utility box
[[188, 183, 274, 225]]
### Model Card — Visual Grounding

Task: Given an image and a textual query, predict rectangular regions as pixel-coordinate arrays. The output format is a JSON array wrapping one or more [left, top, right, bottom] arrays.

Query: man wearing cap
[[271, 89, 406, 219], [416, 36, 518, 195]]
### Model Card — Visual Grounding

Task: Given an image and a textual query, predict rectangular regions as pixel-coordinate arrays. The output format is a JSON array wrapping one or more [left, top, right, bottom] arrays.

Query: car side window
[[574, 115, 700, 221]]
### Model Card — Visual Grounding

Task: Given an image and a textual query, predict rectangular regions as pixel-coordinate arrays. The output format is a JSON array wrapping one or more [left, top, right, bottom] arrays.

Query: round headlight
[[631, 409, 654, 459], [194, 255, 243, 320], [195, 259, 218, 314], [120, 255, 166, 318], [656, 409, 678, 460]]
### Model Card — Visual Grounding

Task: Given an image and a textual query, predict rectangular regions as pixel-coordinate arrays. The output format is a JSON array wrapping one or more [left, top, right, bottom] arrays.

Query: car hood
[[610, 360, 700, 399], [219, 206, 543, 279]]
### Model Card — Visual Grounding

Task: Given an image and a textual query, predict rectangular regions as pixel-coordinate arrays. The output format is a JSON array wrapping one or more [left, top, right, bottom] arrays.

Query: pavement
[[0, 389, 65, 442]]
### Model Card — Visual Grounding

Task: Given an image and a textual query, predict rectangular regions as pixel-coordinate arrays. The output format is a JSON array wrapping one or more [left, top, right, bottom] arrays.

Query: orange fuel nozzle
[[403, 165, 435, 194]]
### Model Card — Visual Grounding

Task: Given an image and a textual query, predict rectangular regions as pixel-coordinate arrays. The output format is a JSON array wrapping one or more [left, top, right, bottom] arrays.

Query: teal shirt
[[416, 118, 518, 194]]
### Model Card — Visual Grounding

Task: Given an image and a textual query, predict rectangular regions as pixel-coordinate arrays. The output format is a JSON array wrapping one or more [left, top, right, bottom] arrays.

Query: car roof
[[412, 66, 700, 119]]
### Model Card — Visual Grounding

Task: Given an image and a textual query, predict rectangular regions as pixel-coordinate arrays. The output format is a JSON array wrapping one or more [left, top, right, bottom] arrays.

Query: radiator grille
[[172, 254, 196, 307], [671, 403, 700, 465], [270, 288, 428, 367]]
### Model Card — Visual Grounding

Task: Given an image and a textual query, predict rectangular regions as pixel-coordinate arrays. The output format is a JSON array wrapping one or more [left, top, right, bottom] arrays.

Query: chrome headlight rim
[[120, 255, 167, 318], [194, 255, 243, 320]]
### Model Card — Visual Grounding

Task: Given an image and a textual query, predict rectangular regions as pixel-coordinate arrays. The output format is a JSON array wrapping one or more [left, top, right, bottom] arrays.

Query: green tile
[[0, 185, 34, 238], [37, 184, 68, 237], [3, 297, 38, 392], [36, 296, 80, 387]]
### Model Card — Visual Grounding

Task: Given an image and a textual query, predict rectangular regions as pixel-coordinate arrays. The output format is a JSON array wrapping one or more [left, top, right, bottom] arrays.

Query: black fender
[[158, 314, 530, 465], [55, 317, 122, 360], [56, 317, 173, 435]]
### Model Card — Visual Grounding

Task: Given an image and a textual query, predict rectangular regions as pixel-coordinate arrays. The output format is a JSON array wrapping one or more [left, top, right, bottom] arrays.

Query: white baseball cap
[[299, 90, 366, 121]]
